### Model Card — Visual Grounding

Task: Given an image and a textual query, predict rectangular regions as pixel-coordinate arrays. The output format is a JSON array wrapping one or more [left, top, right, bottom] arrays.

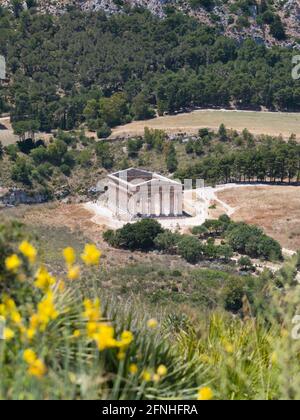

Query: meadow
[[111, 110, 300, 139]]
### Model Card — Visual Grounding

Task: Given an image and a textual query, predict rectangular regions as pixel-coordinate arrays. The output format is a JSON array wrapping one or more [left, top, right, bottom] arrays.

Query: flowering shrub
[[2, 225, 299, 400], [0, 238, 206, 400]]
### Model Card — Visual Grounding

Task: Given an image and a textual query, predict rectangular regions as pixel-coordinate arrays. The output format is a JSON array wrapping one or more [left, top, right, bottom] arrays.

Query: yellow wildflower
[[147, 318, 158, 329], [34, 266, 56, 291], [83, 298, 101, 322], [81, 244, 101, 266], [157, 365, 168, 377], [3, 296, 16, 312], [93, 323, 118, 351], [142, 370, 152, 382], [63, 247, 76, 266], [28, 359, 47, 378], [26, 328, 36, 340], [36, 291, 59, 331], [72, 330, 81, 338], [23, 349, 46, 378], [3, 328, 15, 341], [67, 265, 80, 281], [19, 241, 37, 264], [129, 364, 138, 375], [11, 310, 22, 325], [224, 342, 234, 354], [197, 387, 213, 401], [23, 349, 37, 364], [5, 254, 21, 272], [119, 330, 134, 348], [117, 351, 126, 361]]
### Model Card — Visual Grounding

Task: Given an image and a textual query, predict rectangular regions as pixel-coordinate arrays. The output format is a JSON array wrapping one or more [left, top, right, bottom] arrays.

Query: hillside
[[1, 0, 299, 47]]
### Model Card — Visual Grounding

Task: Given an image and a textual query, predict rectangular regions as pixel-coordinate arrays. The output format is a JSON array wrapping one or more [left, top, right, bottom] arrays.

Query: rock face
[[0, 188, 49, 206]]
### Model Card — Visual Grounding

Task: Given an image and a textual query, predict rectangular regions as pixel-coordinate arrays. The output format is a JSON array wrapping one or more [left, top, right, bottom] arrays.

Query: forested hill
[[0, 5, 300, 135], [1, 0, 300, 48]]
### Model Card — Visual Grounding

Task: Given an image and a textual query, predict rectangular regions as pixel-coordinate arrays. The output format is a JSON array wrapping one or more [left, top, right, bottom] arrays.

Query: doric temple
[[108, 168, 183, 219]]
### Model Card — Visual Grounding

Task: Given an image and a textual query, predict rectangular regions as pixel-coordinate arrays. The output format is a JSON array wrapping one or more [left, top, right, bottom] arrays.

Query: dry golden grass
[[0, 203, 188, 271], [214, 186, 300, 251], [111, 110, 300, 139]]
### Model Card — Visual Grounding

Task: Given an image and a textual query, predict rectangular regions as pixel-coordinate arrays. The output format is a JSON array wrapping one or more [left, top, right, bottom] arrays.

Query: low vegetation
[[1, 220, 300, 400], [104, 215, 282, 263]]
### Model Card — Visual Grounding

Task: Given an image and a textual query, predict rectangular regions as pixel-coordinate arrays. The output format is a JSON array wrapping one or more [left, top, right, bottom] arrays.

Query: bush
[[97, 123, 112, 139], [222, 278, 244, 313], [11, 157, 33, 184], [154, 231, 181, 254], [60, 164, 71, 176], [239, 256, 255, 272], [178, 236, 203, 264], [0, 239, 204, 400], [104, 219, 164, 251], [226, 222, 282, 261]]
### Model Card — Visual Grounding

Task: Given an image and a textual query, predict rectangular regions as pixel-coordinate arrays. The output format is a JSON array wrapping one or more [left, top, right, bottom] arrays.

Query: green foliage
[[11, 157, 33, 184], [239, 256, 255, 272], [154, 230, 182, 254], [1, 9, 297, 134], [176, 139, 300, 184], [97, 123, 112, 139], [226, 222, 282, 261], [177, 236, 203, 264], [95, 141, 114, 169], [104, 219, 164, 251], [165, 143, 178, 173]]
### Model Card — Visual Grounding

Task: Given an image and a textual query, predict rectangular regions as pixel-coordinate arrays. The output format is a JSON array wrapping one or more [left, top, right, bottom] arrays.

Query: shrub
[[154, 231, 181, 254], [222, 278, 244, 313], [177, 236, 203, 264], [239, 256, 255, 272], [97, 123, 112, 139], [0, 239, 205, 400], [104, 219, 164, 251]]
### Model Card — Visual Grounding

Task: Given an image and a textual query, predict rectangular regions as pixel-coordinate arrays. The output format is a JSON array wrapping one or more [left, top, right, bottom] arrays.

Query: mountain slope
[[1, 0, 299, 47]]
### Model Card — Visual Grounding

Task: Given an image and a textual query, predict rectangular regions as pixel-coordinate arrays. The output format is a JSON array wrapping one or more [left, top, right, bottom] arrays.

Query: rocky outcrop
[[0, 188, 50, 206]]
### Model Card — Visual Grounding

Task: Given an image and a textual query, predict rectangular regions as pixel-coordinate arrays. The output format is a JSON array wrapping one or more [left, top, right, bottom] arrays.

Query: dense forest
[[0, 6, 299, 136]]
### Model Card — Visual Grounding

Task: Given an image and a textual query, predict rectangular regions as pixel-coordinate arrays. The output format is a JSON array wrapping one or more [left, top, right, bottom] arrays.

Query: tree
[[99, 93, 129, 128], [270, 16, 286, 41], [178, 236, 203, 264], [222, 278, 244, 313], [131, 93, 155, 120], [218, 123, 228, 142], [104, 219, 164, 251], [11, 157, 33, 185], [154, 231, 181, 254], [97, 123, 112, 139], [165, 143, 178, 172], [95, 142, 114, 169], [239, 256, 255, 272]]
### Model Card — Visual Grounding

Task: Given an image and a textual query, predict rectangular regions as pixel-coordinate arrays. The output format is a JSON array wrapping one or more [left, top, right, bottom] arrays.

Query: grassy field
[[212, 186, 300, 251], [111, 110, 300, 139]]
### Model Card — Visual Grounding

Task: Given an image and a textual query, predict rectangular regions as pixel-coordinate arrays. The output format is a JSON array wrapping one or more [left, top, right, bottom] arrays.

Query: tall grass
[[1, 239, 300, 400]]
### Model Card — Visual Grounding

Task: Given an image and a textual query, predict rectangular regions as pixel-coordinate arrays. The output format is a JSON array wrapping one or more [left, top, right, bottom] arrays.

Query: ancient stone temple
[[108, 168, 183, 219]]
